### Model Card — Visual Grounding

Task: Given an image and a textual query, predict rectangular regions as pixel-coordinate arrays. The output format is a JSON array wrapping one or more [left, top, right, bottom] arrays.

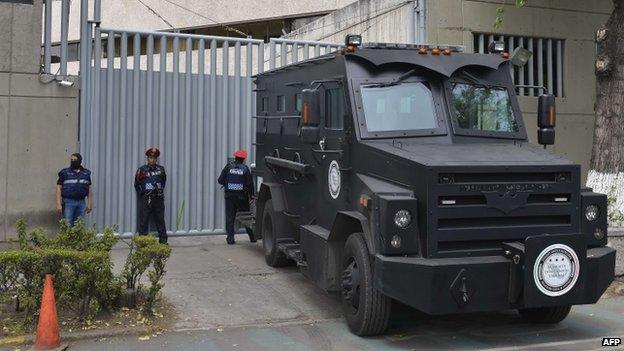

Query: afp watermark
[[602, 338, 622, 347]]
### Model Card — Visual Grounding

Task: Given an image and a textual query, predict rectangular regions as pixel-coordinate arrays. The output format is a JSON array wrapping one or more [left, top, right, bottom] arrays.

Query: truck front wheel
[[518, 306, 572, 323], [261, 199, 289, 267], [341, 232, 391, 336]]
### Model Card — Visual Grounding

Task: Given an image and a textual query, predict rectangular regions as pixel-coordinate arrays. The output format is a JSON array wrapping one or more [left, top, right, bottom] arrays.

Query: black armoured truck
[[237, 35, 616, 336]]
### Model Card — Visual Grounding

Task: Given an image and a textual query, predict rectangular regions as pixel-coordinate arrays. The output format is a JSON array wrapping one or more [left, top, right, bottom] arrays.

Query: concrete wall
[[0, 0, 79, 241], [285, 0, 411, 44], [52, 0, 358, 42], [286, 0, 611, 183]]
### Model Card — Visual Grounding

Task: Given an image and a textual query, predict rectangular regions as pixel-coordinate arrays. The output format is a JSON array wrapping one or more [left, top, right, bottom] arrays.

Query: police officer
[[135, 147, 168, 244], [218, 150, 255, 245], [56, 153, 93, 226]]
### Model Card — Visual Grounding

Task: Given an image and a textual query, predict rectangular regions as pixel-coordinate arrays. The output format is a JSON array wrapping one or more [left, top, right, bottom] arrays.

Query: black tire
[[261, 199, 289, 267], [341, 232, 391, 336], [518, 305, 572, 323]]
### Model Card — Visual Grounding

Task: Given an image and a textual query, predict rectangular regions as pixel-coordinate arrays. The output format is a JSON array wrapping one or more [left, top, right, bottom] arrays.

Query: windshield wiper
[[458, 71, 495, 89], [368, 68, 418, 88]]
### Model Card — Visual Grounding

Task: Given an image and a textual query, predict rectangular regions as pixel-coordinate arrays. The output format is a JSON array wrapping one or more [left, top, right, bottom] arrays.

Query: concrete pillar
[[0, 0, 79, 241]]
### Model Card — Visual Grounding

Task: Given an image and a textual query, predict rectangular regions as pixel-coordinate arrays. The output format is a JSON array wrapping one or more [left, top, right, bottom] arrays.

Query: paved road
[[67, 295, 624, 350], [3, 235, 622, 351]]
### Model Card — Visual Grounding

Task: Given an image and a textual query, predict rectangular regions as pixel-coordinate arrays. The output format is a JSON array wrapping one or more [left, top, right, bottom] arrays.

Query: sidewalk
[[110, 235, 342, 331]]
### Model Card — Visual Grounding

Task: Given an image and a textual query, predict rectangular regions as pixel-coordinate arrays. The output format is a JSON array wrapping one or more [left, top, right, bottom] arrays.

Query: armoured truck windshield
[[361, 82, 437, 132], [450, 83, 518, 133]]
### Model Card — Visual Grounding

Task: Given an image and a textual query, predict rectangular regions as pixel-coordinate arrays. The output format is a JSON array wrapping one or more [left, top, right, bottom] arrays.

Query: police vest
[[225, 163, 247, 192], [139, 166, 165, 195], [60, 168, 91, 200]]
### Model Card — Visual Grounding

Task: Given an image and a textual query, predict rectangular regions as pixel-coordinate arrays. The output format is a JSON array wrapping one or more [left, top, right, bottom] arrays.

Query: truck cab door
[[318, 82, 349, 204]]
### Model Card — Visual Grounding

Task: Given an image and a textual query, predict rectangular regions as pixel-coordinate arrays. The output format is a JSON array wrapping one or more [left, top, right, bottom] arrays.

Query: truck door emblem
[[533, 244, 579, 297], [483, 191, 529, 214], [319, 137, 326, 151], [328, 160, 341, 199]]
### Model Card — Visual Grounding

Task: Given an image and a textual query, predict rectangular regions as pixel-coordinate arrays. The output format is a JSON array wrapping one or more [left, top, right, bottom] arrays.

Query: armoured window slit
[[437, 215, 571, 229]]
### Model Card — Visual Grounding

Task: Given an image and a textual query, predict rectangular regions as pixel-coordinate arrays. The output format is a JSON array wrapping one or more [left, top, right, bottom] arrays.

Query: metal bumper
[[373, 236, 616, 315]]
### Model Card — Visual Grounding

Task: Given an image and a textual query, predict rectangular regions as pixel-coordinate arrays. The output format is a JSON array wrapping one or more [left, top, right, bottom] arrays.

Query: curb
[[610, 227, 624, 237], [0, 325, 150, 348]]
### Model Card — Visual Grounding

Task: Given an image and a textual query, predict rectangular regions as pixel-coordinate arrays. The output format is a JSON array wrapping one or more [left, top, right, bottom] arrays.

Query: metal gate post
[[79, 0, 89, 154]]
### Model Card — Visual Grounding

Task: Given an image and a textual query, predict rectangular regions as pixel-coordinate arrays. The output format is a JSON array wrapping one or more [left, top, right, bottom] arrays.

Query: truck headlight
[[394, 209, 411, 228], [585, 204, 599, 221], [390, 235, 402, 248]]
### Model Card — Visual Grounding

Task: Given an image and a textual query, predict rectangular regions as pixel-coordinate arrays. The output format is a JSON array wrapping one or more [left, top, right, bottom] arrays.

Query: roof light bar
[[361, 42, 465, 53]]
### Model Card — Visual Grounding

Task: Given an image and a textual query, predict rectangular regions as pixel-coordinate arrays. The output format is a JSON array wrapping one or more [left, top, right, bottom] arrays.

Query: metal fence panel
[[79, 24, 339, 236], [88, 66, 254, 235]]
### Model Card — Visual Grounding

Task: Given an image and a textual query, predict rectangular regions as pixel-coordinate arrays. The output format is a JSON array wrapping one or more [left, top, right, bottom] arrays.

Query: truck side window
[[277, 95, 286, 112], [325, 88, 344, 129], [261, 97, 269, 113], [295, 93, 302, 113]]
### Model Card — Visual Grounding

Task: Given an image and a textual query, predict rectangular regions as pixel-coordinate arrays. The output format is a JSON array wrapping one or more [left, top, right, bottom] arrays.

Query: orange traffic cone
[[32, 274, 67, 351]]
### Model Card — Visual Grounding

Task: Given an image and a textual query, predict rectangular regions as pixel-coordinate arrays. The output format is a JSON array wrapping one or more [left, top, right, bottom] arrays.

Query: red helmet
[[145, 147, 160, 157], [233, 149, 248, 159]]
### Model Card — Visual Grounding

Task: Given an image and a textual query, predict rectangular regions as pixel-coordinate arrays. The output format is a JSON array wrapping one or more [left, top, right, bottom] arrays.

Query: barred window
[[473, 33, 564, 97]]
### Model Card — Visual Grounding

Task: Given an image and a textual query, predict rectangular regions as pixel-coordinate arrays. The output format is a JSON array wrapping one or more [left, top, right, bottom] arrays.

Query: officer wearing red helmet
[[135, 147, 168, 244], [218, 149, 255, 244]]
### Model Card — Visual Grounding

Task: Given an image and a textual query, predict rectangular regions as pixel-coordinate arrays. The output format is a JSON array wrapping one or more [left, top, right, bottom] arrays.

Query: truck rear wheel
[[261, 199, 289, 267], [518, 305, 572, 323], [341, 232, 391, 336]]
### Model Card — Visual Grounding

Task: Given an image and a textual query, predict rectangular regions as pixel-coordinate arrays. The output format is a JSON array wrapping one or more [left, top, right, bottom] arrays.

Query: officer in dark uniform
[[56, 153, 93, 226], [135, 147, 168, 244], [218, 149, 255, 245]]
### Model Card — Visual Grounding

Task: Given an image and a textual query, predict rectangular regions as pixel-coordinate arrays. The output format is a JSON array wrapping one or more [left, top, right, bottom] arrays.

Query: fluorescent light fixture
[[57, 79, 74, 87]]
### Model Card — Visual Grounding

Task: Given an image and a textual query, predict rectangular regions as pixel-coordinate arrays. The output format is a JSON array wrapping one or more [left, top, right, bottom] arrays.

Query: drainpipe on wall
[[407, 0, 416, 44], [417, 0, 427, 43]]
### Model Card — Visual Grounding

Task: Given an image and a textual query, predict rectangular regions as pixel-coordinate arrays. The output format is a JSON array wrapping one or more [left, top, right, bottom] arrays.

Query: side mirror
[[537, 94, 556, 146], [301, 88, 321, 125]]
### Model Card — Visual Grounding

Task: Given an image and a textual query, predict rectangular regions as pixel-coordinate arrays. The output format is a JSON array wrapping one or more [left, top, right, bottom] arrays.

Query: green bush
[[2, 219, 123, 321], [1, 220, 171, 326], [121, 236, 172, 316], [143, 243, 172, 315]]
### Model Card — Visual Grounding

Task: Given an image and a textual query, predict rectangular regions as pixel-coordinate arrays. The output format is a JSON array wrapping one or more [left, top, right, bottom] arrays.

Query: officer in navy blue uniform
[[135, 147, 168, 244], [56, 153, 93, 226], [218, 149, 255, 245]]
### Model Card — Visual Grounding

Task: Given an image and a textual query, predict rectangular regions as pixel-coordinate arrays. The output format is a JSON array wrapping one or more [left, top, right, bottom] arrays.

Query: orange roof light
[[431, 48, 441, 55], [501, 52, 510, 59], [418, 47, 427, 55]]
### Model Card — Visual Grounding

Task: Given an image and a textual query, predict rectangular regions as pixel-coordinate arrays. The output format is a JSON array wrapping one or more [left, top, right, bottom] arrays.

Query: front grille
[[438, 193, 571, 206], [429, 167, 580, 257], [438, 215, 571, 229]]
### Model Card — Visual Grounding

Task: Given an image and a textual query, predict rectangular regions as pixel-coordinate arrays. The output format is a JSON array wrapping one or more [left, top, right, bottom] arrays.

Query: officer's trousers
[[225, 192, 250, 243], [137, 194, 168, 244]]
